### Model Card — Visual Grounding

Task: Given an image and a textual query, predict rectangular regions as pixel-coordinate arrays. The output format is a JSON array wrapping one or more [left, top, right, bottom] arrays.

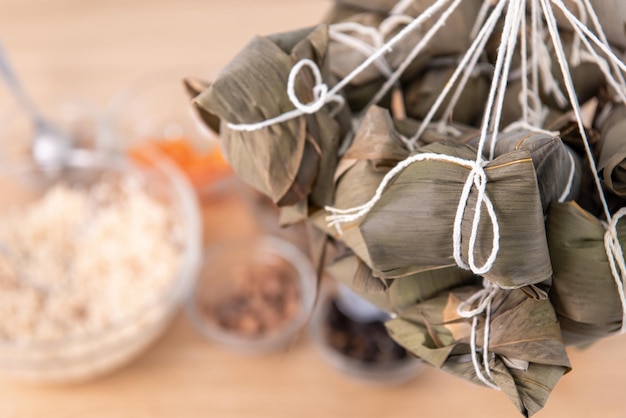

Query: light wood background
[[1, 1, 626, 417]]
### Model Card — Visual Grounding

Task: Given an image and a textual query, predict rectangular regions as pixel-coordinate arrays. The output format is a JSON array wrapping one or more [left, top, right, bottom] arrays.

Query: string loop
[[457, 278, 501, 391], [603, 208, 626, 333], [325, 152, 500, 276]]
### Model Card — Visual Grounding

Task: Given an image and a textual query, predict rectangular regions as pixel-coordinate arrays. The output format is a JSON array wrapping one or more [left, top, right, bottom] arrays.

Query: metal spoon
[[0, 43, 71, 170]]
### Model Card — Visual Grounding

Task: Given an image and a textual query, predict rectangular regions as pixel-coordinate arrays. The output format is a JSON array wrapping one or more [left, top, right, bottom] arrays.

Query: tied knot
[[453, 159, 500, 276], [457, 278, 502, 391], [287, 59, 339, 114], [602, 207, 626, 333], [325, 153, 501, 277], [227, 58, 344, 132], [457, 278, 500, 319]]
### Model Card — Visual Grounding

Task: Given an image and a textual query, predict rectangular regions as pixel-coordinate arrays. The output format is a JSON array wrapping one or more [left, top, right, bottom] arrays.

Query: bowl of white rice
[[0, 147, 202, 383]]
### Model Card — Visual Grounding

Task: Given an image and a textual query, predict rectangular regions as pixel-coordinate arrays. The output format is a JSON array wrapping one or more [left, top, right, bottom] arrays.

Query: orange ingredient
[[129, 138, 233, 189]]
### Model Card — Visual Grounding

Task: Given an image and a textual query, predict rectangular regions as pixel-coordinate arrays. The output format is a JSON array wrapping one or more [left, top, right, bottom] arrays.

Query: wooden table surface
[[2, 1, 626, 417]]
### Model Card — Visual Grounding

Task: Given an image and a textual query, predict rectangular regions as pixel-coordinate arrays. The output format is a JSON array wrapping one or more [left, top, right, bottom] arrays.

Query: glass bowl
[[186, 235, 317, 355], [103, 68, 216, 152], [0, 148, 202, 383], [309, 279, 423, 385]]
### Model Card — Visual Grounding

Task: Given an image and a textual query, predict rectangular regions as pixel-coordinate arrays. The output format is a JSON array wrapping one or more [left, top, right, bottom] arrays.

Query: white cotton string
[[503, 120, 557, 136], [530, 0, 542, 119], [558, 148, 576, 202], [576, 41, 626, 105], [471, 0, 495, 39], [486, 0, 526, 161], [546, 0, 626, 331], [532, 11, 569, 108], [552, 1, 626, 76], [226, 0, 453, 132], [455, 159, 501, 274], [325, 152, 501, 275], [435, 2, 507, 139], [379, 14, 415, 37], [580, 0, 626, 94], [569, 0, 587, 66], [329, 26, 393, 78], [457, 279, 501, 390], [558, 10, 626, 105], [411, 0, 508, 145], [331, 22, 385, 46], [364, 0, 465, 110], [520, 3, 529, 124], [603, 208, 626, 333], [390, 0, 416, 15], [227, 59, 345, 132], [545, 0, 612, 221]]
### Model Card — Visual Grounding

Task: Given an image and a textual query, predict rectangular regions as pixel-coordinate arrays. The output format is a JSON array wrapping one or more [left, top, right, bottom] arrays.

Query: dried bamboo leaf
[[386, 266, 477, 311], [312, 106, 409, 266], [470, 129, 583, 210], [334, 0, 483, 57], [323, 3, 374, 24], [183, 78, 221, 134], [191, 25, 346, 210], [335, 0, 399, 14], [404, 65, 489, 126], [327, 252, 476, 313], [597, 104, 626, 197], [393, 117, 479, 146], [545, 31, 605, 110], [343, 106, 408, 164], [360, 141, 552, 288], [400, 0, 485, 57], [386, 286, 570, 417], [326, 253, 391, 310], [547, 201, 626, 344], [553, 0, 626, 49], [326, 11, 430, 110]]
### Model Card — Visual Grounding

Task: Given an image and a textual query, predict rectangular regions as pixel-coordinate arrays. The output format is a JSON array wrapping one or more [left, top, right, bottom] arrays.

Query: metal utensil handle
[[0, 42, 46, 125]]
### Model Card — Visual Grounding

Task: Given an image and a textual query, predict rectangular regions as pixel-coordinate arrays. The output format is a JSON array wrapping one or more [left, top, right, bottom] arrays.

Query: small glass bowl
[[0, 148, 202, 383], [186, 235, 317, 354], [309, 279, 423, 385]]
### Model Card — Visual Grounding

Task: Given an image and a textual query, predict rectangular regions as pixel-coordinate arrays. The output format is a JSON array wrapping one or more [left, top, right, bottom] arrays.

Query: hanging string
[[546, 0, 615, 221], [580, 0, 626, 93], [555, 4, 626, 105], [227, 0, 453, 132], [363, 0, 465, 111], [484, 0, 526, 161], [543, 0, 626, 329], [389, 0, 416, 15], [328, 23, 393, 78], [520, 2, 530, 124], [470, 0, 495, 39], [411, 0, 508, 146], [557, 149, 576, 202], [568, 0, 587, 66], [603, 208, 626, 333], [457, 278, 501, 390]]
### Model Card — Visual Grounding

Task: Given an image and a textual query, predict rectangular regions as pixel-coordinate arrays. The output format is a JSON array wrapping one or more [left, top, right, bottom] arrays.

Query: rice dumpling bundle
[[404, 63, 489, 126], [470, 129, 582, 211], [597, 104, 626, 198], [190, 25, 350, 218], [328, 252, 476, 312], [547, 201, 626, 345], [386, 285, 571, 417], [311, 106, 408, 266], [357, 140, 552, 288]]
